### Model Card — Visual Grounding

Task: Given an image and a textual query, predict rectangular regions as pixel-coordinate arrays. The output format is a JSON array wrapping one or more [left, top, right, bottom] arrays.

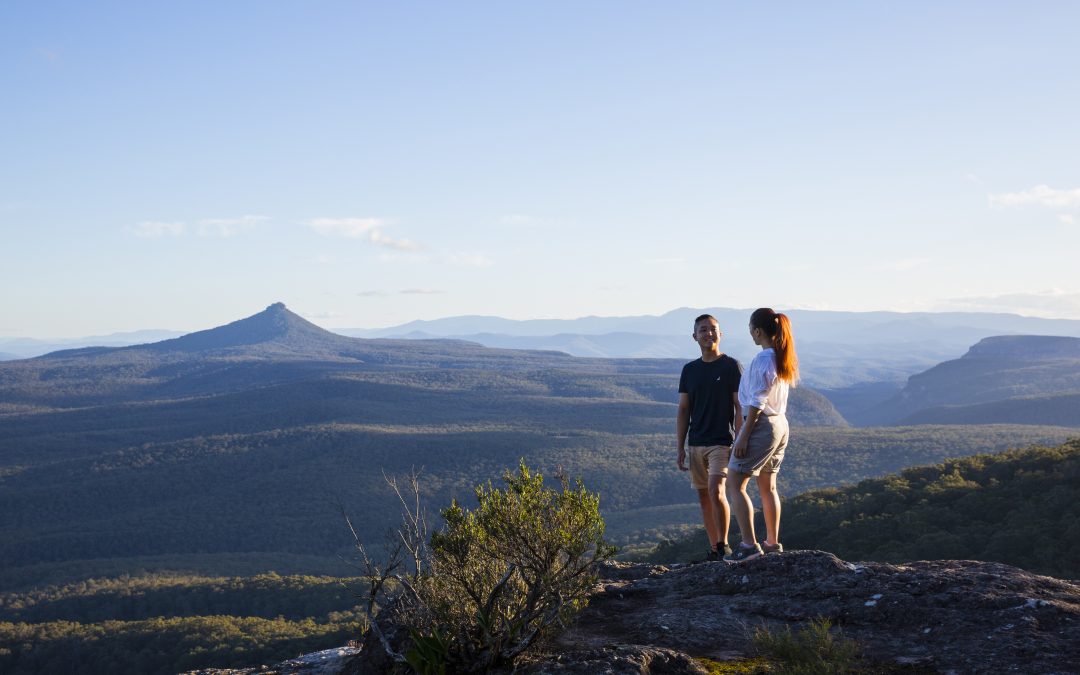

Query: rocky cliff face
[[192, 551, 1080, 674]]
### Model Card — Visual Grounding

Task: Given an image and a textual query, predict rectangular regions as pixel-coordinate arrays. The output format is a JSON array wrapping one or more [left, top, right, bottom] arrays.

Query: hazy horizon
[[6, 302, 1080, 344]]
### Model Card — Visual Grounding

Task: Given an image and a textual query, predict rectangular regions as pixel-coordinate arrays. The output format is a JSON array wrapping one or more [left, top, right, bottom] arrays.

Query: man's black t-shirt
[[679, 355, 742, 446]]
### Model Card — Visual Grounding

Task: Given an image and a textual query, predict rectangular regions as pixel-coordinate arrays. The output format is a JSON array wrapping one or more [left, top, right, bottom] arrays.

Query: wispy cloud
[[881, 257, 932, 271], [444, 252, 494, 267], [131, 221, 185, 238], [308, 217, 383, 238], [501, 214, 543, 227], [989, 185, 1080, 209], [307, 217, 422, 251], [646, 257, 686, 265], [197, 215, 267, 237], [400, 288, 443, 295], [1059, 214, 1075, 225], [131, 215, 266, 238], [357, 290, 388, 297], [938, 289, 1080, 319], [370, 229, 421, 251]]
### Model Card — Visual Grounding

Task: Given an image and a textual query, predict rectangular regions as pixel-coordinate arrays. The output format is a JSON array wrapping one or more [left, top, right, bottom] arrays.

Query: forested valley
[[3, 304, 1079, 672]]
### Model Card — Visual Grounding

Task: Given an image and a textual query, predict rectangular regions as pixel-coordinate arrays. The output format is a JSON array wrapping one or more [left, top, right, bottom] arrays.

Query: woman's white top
[[738, 348, 788, 416]]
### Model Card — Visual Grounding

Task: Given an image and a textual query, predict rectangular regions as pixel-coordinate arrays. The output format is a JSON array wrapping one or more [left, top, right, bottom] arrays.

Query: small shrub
[[414, 460, 617, 671], [753, 618, 861, 675], [351, 461, 615, 673]]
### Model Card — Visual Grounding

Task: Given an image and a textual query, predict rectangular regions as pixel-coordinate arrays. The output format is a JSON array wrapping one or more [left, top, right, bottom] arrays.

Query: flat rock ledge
[[543, 550, 1080, 674], [197, 551, 1080, 674]]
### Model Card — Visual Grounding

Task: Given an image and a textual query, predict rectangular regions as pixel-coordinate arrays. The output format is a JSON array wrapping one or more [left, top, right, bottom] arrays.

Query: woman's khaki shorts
[[728, 414, 789, 476], [688, 444, 731, 489]]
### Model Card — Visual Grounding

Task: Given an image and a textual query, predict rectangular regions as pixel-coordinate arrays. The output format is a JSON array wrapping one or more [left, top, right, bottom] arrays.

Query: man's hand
[[677, 447, 688, 471]]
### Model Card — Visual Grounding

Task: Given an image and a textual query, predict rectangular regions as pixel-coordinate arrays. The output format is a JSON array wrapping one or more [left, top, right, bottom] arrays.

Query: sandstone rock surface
[[550, 551, 1080, 673], [211, 551, 1080, 674]]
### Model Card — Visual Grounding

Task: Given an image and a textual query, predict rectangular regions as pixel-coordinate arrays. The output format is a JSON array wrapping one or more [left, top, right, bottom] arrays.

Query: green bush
[[396, 461, 616, 672]]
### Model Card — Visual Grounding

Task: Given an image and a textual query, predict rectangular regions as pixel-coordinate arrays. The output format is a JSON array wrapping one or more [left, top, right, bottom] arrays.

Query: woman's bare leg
[[757, 471, 780, 546]]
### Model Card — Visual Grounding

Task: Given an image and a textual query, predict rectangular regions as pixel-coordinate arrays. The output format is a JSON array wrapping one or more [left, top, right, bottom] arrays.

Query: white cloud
[[308, 217, 383, 238], [646, 257, 686, 265], [378, 252, 427, 264], [132, 215, 265, 238], [131, 221, 185, 238], [1059, 214, 1075, 225], [307, 217, 422, 251], [197, 215, 267, 237], [989, 185, 1080, 209], [444, 252, 494, 267], [400, 288, 443, 295], [357, 290, 388, 297], [881, 257, 932, 271], [369, 229, 421, 251], [501, 214, 544, 227], [938, 289, 1080, 319]]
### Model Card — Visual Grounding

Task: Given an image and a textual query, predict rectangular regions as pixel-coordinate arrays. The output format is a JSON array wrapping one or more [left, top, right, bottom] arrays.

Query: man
[[677, 314, 742, 560]]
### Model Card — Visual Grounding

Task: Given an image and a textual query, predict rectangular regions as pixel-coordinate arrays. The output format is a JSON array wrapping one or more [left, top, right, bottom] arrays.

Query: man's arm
[[676, 392, 691, 471]]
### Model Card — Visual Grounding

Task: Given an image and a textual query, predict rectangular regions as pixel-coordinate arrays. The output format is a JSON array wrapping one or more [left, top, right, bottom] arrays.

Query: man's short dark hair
[[694, 313, 717, 328]]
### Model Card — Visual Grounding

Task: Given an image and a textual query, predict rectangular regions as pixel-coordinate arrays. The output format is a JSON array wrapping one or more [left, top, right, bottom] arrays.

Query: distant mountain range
[[0, 330, 186, 360], [340, 308, 1080, 388], [856, 335, 1080, 426], [8, 307, 1080, 390]]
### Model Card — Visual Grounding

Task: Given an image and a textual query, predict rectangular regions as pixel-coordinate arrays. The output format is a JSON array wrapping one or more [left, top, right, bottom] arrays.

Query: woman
[[724, 307, 799, 562]]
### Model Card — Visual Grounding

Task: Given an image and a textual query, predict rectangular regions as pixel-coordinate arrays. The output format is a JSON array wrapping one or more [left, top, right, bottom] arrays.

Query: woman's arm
[[732, 405, 761, 458]]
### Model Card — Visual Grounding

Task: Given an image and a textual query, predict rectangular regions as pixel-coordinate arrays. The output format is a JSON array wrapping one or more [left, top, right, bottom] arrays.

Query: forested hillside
[[782, 438, 1080, 579], [648, 439, 1080, 580]]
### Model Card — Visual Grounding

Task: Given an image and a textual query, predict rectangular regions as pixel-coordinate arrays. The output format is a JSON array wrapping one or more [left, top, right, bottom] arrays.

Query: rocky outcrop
[[548, 551, 1080, 673], [244, 551, 1080, 674]]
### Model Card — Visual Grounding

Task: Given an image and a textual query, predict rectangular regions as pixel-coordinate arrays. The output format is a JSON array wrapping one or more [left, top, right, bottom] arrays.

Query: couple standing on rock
[[676, 309, 800, 562]]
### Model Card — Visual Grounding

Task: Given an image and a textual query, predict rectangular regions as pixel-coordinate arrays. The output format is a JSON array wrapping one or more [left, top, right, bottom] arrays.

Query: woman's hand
[[732, 434, 749, 458], [734, 406, 761, 458]]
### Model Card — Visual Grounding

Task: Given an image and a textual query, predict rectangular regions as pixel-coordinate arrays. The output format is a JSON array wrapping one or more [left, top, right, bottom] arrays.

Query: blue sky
[[3, 1, 1080, 336]]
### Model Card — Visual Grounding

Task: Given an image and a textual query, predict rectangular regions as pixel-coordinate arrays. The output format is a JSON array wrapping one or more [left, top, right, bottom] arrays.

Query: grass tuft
[[752, 618, 861, 674]]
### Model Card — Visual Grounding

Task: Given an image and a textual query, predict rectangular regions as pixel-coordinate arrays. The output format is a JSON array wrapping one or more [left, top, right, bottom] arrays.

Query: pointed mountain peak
[[147, 303, 352, 353]]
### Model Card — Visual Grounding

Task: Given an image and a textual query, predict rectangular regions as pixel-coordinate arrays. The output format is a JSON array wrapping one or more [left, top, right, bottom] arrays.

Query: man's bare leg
[[709, 472, 730, 550], [696, 488, 719, 549]]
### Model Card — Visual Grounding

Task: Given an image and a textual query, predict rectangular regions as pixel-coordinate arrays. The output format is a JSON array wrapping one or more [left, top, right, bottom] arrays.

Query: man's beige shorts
[[688, 445, 731, 490]]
